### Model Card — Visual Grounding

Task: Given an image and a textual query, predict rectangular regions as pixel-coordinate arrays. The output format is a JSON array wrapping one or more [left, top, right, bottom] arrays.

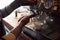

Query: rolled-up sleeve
[[0, 1, 22, 18], [0, 8, 9, 18]]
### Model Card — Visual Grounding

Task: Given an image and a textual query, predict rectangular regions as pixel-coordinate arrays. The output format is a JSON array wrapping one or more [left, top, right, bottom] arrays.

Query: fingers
[[20, 16, 29, 22], [20, 16, 30, 25], [18, 16, 24, 22], [18, 16, 29, 22]]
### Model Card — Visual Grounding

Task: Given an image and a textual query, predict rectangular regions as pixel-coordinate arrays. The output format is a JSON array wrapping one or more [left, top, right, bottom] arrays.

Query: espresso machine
[[21, 0, 60, 40]]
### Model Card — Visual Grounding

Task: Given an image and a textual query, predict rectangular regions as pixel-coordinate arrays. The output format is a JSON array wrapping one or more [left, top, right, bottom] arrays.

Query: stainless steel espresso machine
[[22, 0, 60, 40]]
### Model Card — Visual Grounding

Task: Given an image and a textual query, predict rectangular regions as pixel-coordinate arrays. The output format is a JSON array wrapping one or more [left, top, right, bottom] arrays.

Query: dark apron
[[0, 12, 6, 39], [0, 21, 6, 37]]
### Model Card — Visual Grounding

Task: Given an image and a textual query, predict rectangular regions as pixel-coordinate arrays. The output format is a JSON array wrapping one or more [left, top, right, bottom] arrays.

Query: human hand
[[18, 12, 35, 26], [19, 16, 30, 26]]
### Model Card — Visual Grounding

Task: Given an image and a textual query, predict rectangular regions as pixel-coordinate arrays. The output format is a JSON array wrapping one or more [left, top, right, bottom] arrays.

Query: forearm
[[10, 16, 30, 38], [10, 21, 24, 38], [3, 22, 23, 40]]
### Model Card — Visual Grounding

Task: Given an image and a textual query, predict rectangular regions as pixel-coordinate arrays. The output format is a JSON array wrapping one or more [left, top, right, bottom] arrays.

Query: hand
[[18, 11, 36, 26], [18, 16, 31, 27]]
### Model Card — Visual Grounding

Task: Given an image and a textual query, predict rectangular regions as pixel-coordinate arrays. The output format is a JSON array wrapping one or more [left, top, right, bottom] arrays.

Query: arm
[[3, 16, 30, 40], [0, 1, 22, 39]]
